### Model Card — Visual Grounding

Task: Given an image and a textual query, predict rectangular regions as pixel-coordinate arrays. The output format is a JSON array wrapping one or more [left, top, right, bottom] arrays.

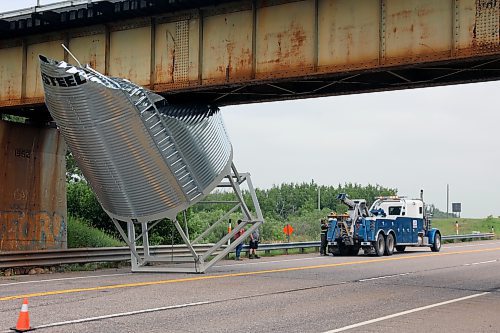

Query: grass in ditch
[[68, 215, 123, 248], [432, 216, 500, 238], [61, 262, 127, 272]]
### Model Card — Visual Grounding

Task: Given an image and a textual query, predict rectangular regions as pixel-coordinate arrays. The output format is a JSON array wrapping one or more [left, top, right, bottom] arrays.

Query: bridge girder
[[1, 0, 500, 117]]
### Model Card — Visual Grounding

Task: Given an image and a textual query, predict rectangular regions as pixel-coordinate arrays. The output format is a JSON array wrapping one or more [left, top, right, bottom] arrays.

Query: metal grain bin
[[39, 55, 232, 222]]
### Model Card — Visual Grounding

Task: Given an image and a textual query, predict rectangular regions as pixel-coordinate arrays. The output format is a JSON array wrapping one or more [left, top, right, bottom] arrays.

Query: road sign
[[283, 224, 294, 235], [452, 203, 461, 213]]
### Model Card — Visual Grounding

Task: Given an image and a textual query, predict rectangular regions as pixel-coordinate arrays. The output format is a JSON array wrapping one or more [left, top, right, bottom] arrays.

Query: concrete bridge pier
[[0, 119, 67, 251]]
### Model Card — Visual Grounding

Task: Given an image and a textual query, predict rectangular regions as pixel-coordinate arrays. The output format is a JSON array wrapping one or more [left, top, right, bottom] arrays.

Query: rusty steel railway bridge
[[1, 0, 500, 251]]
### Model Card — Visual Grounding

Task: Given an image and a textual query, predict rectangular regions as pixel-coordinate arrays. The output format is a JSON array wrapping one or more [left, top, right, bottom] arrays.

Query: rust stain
[[0, 120, 67, 251], [262, 21, 308, 68], [2, 78, 21, 101], [472, 0, 500, 50], [391, 9, 413, 19], [346, 32, 353, 58], [417, 6, 434, 17], [225, 39, 235, 79], [88, 54, 97, 69], [170, 47, 176, 83]]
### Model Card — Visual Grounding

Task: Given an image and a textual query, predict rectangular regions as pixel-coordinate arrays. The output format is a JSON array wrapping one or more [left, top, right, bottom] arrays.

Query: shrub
[[68, 215, 123, 248]]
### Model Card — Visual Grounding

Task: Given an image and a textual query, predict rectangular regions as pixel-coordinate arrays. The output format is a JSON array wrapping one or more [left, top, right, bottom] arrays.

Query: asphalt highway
[[1, 240, 499, 332]]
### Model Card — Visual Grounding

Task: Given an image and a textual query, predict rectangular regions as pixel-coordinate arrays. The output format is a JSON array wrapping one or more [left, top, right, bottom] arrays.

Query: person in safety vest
[[320, 218, 329, 256]]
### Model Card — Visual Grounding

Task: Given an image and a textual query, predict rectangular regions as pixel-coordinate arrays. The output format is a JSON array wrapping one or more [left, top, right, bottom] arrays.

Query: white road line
[[358, 272, 412, 282], [0, 300, 212, 332], [1, 241, 497, 286], [359, 259, 498, 282], [0, 273, 132, 287], [471, 260, 498, 265], [463, 259, 498, 266], [322, 292, 490, 333]]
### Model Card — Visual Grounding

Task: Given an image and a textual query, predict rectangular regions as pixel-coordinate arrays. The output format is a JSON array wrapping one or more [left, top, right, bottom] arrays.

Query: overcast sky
[[3, 1, 499, 217]]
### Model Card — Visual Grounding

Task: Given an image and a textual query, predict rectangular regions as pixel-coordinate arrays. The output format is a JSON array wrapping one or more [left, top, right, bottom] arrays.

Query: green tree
[[67, 181, 114, 235], [66, 151, 84, 183], [1, 114, 26, 123]]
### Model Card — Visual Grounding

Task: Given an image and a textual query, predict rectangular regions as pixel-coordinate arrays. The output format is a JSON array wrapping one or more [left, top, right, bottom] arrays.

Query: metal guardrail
[[0, 244, 217, 269], [441, 233, 495, 240], [241, 241, 320, 252], [243, 233, 496, 252], [0, 233, 495, 269]]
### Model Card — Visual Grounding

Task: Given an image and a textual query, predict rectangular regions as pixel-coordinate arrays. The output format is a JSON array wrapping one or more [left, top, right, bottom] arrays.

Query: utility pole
[[317, 186, 321, 211], [446, 184, 449, 218]]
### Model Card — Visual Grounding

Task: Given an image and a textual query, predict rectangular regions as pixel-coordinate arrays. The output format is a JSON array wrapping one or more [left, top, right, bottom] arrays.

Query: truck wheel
[[431, 233, 441, 252], [384, 234, 394, 256], [339, 244, 349, 256], [348, 246, 360, 256], [374, 233, 385, 257], [395, 245, 406, 252], [331, 247, 340, 256]]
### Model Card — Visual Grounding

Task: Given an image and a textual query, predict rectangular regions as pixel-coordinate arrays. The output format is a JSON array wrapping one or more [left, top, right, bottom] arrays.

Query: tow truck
[[327, 191, 441, 256]]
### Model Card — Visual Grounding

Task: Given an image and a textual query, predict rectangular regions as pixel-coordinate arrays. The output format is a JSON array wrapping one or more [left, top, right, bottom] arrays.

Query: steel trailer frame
[[112, 163, 263, 273]]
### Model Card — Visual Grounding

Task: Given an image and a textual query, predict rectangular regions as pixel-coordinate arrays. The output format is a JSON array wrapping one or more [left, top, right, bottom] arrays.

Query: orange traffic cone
[[11, 298, 33, 332]]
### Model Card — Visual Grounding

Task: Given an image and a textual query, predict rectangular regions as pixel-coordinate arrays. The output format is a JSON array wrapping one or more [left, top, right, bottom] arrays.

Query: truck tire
[[338, 244, 350, 256], [395, 245, 406, 252], [384, 234, 394, 256], [348, 246, 360, 256], [330, 246, 340, 256], [374, 233, 385, 257], [431, 233, 441, 252]]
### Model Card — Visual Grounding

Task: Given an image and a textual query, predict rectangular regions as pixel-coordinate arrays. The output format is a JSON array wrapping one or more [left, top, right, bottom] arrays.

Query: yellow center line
[[1, 246, 499, 302]]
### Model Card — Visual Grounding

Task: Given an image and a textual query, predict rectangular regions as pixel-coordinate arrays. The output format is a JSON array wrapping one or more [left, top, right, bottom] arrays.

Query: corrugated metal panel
[[39, 55, 232, 222], [0, 120, 67, 251]]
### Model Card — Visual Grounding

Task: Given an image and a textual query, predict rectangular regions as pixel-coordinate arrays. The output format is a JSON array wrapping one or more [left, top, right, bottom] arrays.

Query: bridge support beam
[[0, 119, 67, 251], [3, 0, 500, 111]]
